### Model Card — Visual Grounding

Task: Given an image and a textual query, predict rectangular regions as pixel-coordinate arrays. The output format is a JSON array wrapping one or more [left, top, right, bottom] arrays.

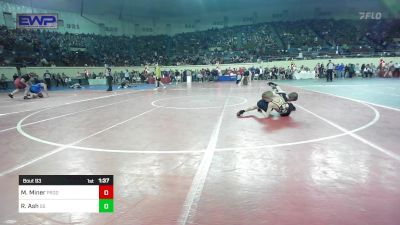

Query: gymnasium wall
[[0, 57, 398, 80]]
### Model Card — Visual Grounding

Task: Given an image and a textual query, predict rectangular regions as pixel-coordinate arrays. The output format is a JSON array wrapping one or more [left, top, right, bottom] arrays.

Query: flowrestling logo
[[359, 12, 382, 20], [17, 14, 58, 29]]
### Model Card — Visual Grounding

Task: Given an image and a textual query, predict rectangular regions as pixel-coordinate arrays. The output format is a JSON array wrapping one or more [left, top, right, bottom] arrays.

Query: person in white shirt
[[363, 64, 373, 78], [236, 72, 242, 85], [394, 62, 400, 77], [124, 70, 130, 82], [326, 60, 335, 82], [65, 77, 72, 86]]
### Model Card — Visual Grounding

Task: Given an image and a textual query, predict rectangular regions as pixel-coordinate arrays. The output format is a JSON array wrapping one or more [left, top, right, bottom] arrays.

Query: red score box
[[99, 185, 113, 199]]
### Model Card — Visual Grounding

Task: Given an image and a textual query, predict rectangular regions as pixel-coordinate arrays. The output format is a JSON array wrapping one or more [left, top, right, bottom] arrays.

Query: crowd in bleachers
[[1, 19, 399, 67], [313, 60, 400, 79]]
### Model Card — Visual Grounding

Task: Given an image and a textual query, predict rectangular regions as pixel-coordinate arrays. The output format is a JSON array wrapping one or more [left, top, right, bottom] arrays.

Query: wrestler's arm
[[268, 82, 284, 94], [21, 78, 31, 96], [274, 85, 284, 93], [245, 106, 258, 112], [263, 103, 273, 118], [20, 78, 29, 85]]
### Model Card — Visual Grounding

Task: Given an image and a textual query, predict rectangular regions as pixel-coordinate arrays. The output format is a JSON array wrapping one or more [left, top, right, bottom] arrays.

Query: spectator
[[65, 76, 72, 86], [394, 62, 400, 78], [1, 19, 398, 67], [0, 73, 8, 90], [338, 63, 345, 78], [43, 70, 52, 89], [363, 64, 373, 78]]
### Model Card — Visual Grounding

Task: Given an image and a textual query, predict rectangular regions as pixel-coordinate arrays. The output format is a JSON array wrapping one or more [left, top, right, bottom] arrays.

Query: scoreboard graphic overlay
[[19, 175, 113, 213]]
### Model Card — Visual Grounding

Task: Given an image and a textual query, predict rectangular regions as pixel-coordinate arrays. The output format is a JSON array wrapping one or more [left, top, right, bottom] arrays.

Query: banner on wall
[[16, 13, 58, 29]]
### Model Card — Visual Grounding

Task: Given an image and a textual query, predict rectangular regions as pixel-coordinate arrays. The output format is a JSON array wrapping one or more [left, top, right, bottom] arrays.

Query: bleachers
[[0, 19, 399, 67]]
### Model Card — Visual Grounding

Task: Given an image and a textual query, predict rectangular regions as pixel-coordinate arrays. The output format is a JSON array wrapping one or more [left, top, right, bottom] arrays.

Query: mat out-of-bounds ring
[[16, 98, 379, 154], [151, 95, 248, 109]]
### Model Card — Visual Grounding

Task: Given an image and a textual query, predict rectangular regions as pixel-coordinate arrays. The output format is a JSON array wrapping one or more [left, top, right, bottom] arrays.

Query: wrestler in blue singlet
[[30, 84, 42, 94]]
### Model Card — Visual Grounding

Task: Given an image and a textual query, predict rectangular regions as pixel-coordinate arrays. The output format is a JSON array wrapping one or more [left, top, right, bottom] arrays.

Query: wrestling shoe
[[8, 93, 13, 98], [236, 110, 245, 117], [267, 82, 277, 87]]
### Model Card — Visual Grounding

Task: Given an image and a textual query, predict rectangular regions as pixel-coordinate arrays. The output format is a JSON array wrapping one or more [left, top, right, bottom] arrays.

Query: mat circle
[[151, 95, 247, 109], [16, 96, 379, 154]]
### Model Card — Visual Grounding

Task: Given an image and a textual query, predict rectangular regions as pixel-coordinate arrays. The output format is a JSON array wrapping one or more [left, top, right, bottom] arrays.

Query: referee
[[106, 67, 113, 91], [326, 60, 335, 82]]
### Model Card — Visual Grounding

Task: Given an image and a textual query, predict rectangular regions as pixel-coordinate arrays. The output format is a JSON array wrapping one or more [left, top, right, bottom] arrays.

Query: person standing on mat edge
[[154, 63, 166, 90], [240, 69, 250, 86], [326, 60, 335, 82], [106, 67, 113, 91]]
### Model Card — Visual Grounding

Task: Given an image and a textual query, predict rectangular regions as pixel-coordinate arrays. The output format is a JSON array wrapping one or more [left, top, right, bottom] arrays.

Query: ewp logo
[[17, 14, 58, 29]]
